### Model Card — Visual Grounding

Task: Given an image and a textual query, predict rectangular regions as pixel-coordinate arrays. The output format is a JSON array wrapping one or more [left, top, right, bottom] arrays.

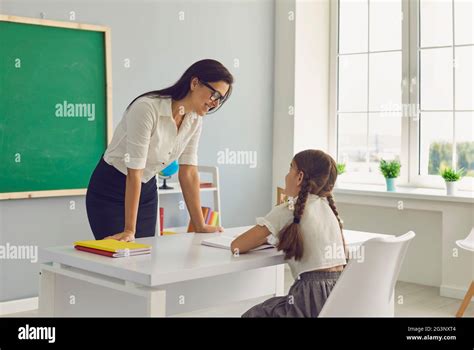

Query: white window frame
[[408, 0, 473, 191], [329, 0, 473, 192]]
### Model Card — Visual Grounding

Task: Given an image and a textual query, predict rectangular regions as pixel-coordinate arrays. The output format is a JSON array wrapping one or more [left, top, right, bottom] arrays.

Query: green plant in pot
[[379, 159, 401, 192], [336, 163, 346, 176], [440, 167, 464, 196]]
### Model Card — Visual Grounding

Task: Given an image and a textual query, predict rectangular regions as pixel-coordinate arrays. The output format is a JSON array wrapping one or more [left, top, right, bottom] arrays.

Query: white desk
[[39, 226, 393, 317]]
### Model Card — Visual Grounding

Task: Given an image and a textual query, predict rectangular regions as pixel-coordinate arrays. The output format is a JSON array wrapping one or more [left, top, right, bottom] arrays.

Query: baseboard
[[440, 284, 473, 301], [0, 297, 38, 316]]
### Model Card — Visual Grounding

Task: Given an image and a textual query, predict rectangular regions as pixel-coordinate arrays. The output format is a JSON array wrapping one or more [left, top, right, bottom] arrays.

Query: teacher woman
[[86, 59, 234, 241]]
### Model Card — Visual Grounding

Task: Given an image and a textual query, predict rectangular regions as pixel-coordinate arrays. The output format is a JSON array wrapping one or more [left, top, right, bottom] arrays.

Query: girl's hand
[[195, 224, 224, 233], [103, 230, 136, 242]]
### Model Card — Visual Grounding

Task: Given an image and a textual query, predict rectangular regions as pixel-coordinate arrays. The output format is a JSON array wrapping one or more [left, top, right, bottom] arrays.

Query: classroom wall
[[272, 0, 295, 202], [294, 0, 330, 154], [0, 0, 275, 302], [272, 0, 331, 199]]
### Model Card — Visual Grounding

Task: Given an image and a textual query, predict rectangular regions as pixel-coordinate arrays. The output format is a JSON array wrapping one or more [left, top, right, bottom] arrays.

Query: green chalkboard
[[0, 15, 111, 199]]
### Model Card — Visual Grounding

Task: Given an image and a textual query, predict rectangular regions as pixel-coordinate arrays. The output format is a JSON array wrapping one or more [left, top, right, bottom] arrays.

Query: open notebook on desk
[[201, 235, 274, 251]]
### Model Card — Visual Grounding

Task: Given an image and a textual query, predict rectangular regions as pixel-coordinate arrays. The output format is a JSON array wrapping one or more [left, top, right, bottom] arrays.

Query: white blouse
[[257, 194, 347, 279], [104, 96, 202, 183]]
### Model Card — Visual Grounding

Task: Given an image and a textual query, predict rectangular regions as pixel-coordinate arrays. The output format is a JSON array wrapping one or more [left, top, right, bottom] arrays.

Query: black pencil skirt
[[85, 155, 158, 240]]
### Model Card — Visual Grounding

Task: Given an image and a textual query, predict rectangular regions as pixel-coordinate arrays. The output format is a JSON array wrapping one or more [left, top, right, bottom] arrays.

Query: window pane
[[420, 48, 453, 110], [338, 54, 368, 112], [455, 46, 473, 110], [339, 0, 368, 54], [455, 112, 474, 177], [420, 0, 452, 48], [369, 51, 402, 111], [338, 113, 368, 172], [454, 0, 474, 45], [420, 112, 453, 175], [368, 113, 402, 173], [369, 0, 402, 51]]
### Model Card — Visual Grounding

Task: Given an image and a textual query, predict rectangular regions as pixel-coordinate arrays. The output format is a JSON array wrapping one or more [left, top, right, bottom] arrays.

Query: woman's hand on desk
[[103, 230, 136, 242], [195, 224, 224, 234]]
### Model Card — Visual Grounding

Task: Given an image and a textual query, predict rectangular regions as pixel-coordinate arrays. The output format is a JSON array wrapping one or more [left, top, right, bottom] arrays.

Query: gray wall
[[0, 0, 275, 302]]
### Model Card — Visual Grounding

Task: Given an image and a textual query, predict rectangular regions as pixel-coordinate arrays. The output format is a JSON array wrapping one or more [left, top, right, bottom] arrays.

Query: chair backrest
[[276, 187, 287, 205], [456, 227, 474, 252], [319, 231, 416, 317]]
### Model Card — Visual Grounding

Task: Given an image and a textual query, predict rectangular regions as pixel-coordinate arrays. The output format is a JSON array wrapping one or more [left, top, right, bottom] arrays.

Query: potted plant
[[379, 159, 401, 192], [440, 167, 464, 196], [336, 163, 346, 176]]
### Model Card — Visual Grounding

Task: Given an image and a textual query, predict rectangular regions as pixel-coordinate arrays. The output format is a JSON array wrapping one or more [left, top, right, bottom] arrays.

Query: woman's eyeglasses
[[199, 80, 227, 105]]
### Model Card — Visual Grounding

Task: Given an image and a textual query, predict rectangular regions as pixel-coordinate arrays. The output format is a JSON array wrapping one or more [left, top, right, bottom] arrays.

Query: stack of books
[[187, 207, 219, 232], [74, 239, 152, 258]]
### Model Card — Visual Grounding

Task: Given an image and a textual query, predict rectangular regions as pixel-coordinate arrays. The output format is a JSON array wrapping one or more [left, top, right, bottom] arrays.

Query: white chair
[[319, 231, 416, 317], [455, 228, 474, 317]]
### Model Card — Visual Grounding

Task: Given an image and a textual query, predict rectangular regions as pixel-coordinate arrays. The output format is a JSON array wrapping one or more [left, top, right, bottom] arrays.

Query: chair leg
[[455, 281, 474, 317]]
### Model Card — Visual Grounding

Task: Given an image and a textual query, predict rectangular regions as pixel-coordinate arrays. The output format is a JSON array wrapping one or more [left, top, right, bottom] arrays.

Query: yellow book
[[74, 239, 151, 253]]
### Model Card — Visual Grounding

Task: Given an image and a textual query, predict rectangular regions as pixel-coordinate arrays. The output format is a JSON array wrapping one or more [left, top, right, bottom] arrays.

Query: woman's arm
[[123, 168, 143, 233], [230, 225, 271, 254], [179, 164, 223, 233], [104, 168, 143, 241]]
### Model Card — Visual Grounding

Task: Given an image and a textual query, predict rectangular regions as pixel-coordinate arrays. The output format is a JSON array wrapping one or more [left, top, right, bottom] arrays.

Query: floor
[[175, 272, 474, 317], [3, 269, 473, 317]]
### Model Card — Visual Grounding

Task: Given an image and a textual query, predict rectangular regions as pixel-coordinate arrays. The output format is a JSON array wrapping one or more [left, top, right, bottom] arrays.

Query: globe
[[158, 160, 179, 190]]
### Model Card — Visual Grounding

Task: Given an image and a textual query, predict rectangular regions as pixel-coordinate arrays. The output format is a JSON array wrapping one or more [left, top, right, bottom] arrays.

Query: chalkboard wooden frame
[[0, 15, 112, 200]]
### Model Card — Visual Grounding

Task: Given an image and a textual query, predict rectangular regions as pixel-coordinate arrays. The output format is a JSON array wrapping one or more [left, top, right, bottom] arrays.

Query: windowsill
[[333, 183, 474, 204]]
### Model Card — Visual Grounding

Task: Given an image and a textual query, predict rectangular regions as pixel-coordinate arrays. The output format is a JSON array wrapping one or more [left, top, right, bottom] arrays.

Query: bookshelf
[[158, 165, 221, 233]]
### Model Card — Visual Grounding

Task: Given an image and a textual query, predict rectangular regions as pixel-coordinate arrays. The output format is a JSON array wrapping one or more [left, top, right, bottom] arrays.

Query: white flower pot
[[385, 177, 396, 192], [445, 181, 457, 196]]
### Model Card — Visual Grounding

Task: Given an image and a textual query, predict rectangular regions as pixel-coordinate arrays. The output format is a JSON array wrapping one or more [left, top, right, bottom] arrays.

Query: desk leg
[[38, 267, 55, 316], [148, 290, 166, 317]]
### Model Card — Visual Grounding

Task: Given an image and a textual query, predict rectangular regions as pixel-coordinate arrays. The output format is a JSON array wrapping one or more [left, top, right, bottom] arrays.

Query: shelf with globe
[[157, 163, 222, 234], [158, 161, 217, 193], [158, 160, 179, 190]]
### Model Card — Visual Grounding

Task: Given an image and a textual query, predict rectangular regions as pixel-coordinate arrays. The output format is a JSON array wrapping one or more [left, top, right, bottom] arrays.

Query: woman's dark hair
[[126, 59, 234, 113], [277, 149, 347, 261]]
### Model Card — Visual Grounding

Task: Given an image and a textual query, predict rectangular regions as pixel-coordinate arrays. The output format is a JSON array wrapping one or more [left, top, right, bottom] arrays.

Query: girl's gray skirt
[[242, 270, 341, 318]]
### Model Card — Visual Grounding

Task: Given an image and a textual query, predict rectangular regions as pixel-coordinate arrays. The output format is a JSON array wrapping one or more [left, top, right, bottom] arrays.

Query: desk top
[[40, 226, 393, 287]]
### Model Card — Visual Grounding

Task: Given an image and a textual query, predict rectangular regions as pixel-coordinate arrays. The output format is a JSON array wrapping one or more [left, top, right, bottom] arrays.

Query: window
[[337, 0, 403, 181], [416, 0, 473, 185], [332, 0, 473, 190]]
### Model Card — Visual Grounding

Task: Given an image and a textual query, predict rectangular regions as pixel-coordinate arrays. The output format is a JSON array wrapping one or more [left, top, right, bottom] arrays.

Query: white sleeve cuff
[[256, 216, 278, 237], [178, 154, 198, 166], [124, 157, 146, 169]]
